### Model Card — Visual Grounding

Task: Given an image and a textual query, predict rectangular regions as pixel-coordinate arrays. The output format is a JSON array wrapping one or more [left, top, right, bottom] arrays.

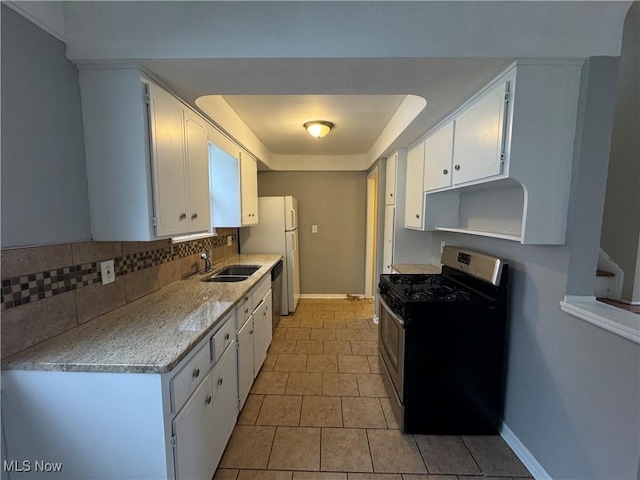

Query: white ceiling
[[143, 58, 515, 168], [10, 0, 630, 170], [219, 94, 406, 155]]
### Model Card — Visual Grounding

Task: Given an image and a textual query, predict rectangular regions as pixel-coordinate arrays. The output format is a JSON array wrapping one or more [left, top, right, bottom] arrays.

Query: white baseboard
[[501, 422, 552, 480], [299, 294, 365, 299]]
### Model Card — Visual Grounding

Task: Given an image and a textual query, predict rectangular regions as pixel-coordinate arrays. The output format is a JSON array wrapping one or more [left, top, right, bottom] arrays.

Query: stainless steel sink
[[203, 275, 249, 283], [215, 265, 261, 276], [202, 265, 261, 283]]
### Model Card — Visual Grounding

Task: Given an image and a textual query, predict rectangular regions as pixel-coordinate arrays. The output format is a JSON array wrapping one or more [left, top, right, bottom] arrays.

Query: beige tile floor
[[214, 298, 532, 480]]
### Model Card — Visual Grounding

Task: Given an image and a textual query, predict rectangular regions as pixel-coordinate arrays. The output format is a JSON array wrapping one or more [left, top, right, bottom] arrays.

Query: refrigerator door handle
[[291, 231, 297, 268], [291, 207, 297, 230]]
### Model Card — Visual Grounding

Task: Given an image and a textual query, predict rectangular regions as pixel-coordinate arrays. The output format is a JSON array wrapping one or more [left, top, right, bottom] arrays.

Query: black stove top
[[378, 273, 495, 319], [381, 274, 474, 302]]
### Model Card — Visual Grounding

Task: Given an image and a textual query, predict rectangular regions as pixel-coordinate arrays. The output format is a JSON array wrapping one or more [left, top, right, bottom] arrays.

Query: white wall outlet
[[227, 235, 233, 246], [312, 225, 318, 234], [440, 241, 446, 253], [100, 260, 115, 285]]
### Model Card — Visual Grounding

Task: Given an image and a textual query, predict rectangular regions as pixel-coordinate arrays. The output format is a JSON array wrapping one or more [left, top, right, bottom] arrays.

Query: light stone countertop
[[1, 254, 282, 374], [391, 263, 442, 275]]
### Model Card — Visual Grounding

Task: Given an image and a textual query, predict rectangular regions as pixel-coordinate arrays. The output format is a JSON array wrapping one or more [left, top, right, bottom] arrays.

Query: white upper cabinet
[[78, 68, 211, 240], [209, 143, 259, 228], [148, 84, 211, 237], [451, 81, 508, 185], [184, 110, 212, 233], [385, 152, 397, 205], [423, 122, 455, 192], [404, 141, 426, 230], [419, 61, 583, 244], [240, 153, 259, 225]]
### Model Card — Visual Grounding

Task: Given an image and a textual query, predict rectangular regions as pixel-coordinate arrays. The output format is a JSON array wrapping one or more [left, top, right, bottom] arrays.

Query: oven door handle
[[378, 292, 405, 326]]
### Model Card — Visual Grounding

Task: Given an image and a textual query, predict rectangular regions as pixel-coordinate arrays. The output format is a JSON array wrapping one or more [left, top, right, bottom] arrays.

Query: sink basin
[[216, 265, 261, 276], [203, 275, 249, 283]]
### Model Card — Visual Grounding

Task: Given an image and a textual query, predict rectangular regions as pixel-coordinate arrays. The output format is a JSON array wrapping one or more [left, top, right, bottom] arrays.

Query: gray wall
[[1, 6, 91, 248], [429, 58, 639, 480], [600, 2, 640, 301], [258, 171, 367, 295]]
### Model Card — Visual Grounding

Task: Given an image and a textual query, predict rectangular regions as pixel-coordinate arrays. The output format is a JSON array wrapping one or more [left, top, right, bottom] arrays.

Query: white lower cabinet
[[236, 277, 273, 411], [253, 291, 273, 375], [210, 342, 239, 471], [173, 341, 237, 480], [172, 374, 216, 480], [237, 314, 255, 410]]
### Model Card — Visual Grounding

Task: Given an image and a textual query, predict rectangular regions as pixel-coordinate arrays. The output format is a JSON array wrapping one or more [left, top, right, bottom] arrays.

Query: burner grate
[[404, 285, 472, 302]]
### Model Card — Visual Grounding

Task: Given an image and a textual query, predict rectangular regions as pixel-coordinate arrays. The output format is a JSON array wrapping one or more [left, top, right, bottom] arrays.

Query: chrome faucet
[[201, 251, 212, 273]]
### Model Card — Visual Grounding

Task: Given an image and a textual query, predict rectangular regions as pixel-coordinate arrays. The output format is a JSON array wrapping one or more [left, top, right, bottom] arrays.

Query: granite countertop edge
[[391, 263, 442, 275], [2, 254, 283, 375]]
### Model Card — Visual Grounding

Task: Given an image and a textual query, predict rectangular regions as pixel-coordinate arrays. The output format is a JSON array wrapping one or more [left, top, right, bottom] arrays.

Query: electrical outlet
[[100, 260, 115, 285], [440, 241, 446, 254], [312, 225, 318, 234], [227, 235, 233, 246]]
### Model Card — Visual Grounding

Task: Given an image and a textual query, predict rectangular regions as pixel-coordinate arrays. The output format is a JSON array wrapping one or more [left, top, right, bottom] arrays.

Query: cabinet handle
[[454, 165, 461, 171], [390, 193, 393, 197], [180, 213, 187, 220], [245, 308, 249, 314], [416, 214, 420, 219], [206, 394, 212, 405], [192, 368, 200, 378], [225, 333, 230, 340], [191, 213, 198, 220], [249, 329, 254, 334], [217, 377, 223, 386], [443, 169, 448, 175]]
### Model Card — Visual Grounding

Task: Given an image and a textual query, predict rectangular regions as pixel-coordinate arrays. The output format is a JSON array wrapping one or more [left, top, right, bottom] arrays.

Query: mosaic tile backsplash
[[1, 233, 234, 310], [0, 230, 238, 358]]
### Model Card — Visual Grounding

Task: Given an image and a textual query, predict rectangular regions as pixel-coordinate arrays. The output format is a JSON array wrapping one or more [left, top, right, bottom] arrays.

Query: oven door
[[377, 294, 405, 403]]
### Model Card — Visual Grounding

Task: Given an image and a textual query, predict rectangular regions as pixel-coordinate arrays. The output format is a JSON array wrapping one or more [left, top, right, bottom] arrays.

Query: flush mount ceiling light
[[304, 121, 334, 138]]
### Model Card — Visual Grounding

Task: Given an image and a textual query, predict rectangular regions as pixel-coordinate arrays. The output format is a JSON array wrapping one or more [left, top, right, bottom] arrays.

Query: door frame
[[365, 167, 379, 298]]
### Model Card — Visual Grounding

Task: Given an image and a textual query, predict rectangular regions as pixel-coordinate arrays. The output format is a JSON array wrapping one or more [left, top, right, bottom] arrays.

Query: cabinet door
[[172, 374, 215, 480], [184, 110, 211, 233], [210, 342, 239, 472], [383, 206, 395, 273], [240, 153, 258, 226], [424, 122, 454, 191], [385, 152, 397, 206], [237, 317, 254, 410], [404, 141, 425, 230], [148, 84, 188, 236], [253, 291, 272, 375], [452, 81, 508, 185]]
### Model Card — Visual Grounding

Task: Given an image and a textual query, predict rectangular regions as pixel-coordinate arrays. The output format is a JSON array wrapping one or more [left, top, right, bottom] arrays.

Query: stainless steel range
[[378, 246, 509, 434]]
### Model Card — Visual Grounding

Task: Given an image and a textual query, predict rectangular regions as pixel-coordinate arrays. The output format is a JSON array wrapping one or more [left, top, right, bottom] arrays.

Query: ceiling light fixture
[[304, 121, 334, 138]]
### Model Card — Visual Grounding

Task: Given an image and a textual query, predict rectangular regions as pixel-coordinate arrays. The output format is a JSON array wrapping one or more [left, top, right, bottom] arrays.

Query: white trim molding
[[501, 422, 552, 480], [560, 295, 640, 345]]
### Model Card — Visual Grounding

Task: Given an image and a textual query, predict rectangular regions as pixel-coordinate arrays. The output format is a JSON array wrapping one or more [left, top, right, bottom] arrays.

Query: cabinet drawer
[[171, 343, 212, 414], [236, 295, 252, 329], [252, 276, 271, 310], [211, 314, 235, 365]]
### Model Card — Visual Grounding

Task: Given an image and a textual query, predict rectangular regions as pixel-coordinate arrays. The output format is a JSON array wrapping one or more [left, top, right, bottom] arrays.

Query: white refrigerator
[[239, 196, 300, 313]]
